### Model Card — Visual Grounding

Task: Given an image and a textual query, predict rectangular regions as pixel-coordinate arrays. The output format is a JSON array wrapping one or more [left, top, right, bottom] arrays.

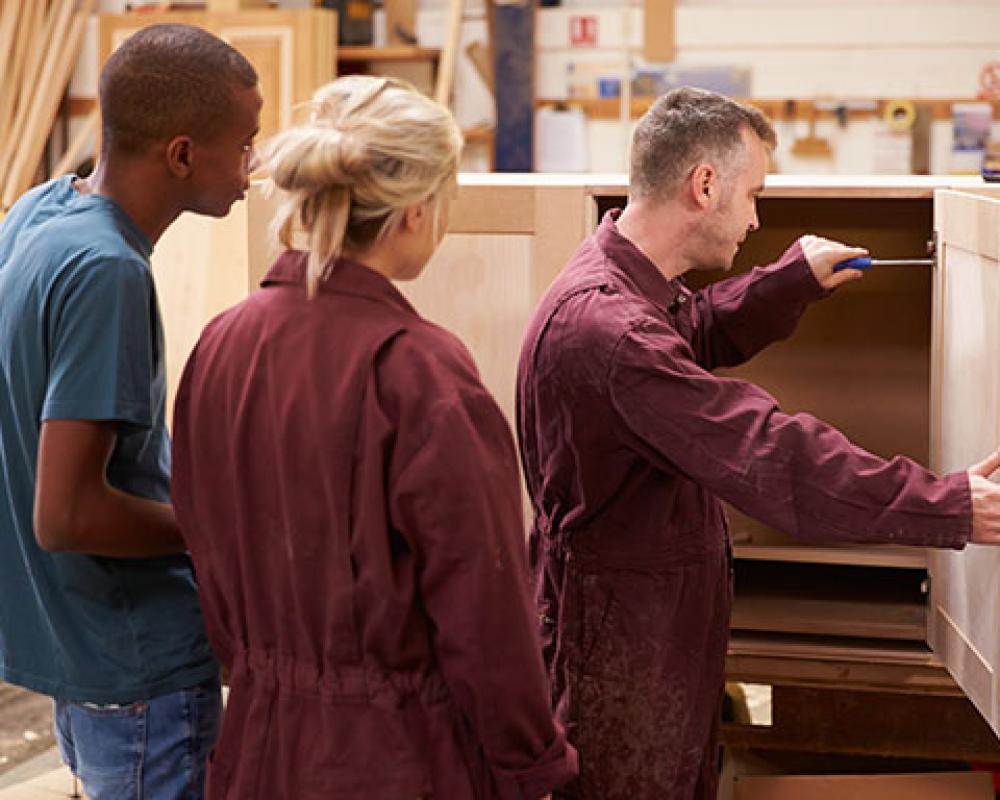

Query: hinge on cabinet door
[[927, 231, 939, 266]]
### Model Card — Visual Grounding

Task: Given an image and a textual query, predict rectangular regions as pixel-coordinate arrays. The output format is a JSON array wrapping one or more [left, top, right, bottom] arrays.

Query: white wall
[[536, 0, 1000, 174], [66, 0, 1000, 176]]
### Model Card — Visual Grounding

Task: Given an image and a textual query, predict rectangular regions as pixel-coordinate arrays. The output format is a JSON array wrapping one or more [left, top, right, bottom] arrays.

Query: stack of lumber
[[0, 0, 95, 213]]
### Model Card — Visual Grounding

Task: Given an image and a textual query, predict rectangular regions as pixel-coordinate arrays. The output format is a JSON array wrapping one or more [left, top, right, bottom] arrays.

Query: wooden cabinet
[[151, 175, 1000, 751], [929, 189, 1000, 736], [98, 9, 337, 140]]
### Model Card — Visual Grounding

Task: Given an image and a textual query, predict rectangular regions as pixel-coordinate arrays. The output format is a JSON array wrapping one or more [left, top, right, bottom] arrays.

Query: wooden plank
[[338, 45, 438, 63], [448, 184, 536, 234], [152, 201, 254, 427], [399, 232, 535, 429], [642, 0, 674, 62], [732, 591, 926, 642], [721, 684, 1000, 762], [0, 2, 22, 137], [434, 0, 464, 106], [207, 0, 268, 10], [734, 545, 927, 570], [50, 109, 99, 179], [3, 2, 94, 209], [727, 634, 958, 695], [734, 772, 993, 800], [532, 184, 588, 298], [732, 562, 927, 642], [933, 189, 1000, 261], [384, 0, 416, 46], [0, 2, 43, 180]]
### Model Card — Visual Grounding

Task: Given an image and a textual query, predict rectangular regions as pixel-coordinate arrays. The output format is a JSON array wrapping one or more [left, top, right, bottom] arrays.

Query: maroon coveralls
[[172, 252, 577, 799], [516, 212, 971, 799]]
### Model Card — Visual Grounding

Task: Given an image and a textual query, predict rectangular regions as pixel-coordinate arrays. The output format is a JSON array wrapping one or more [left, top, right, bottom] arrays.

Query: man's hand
[[968, 449, 1000, 545], [798, 234, 868, 290]]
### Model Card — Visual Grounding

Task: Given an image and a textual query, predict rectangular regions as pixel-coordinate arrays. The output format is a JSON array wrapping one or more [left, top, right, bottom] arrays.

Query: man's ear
[[689, 163, 716, 209], [165, 136, 194, 179]]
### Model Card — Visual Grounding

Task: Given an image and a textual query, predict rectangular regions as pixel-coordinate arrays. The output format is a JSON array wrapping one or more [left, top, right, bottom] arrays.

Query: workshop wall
[[65, 0, 1000, 176], [535, 0, 1000, 174]]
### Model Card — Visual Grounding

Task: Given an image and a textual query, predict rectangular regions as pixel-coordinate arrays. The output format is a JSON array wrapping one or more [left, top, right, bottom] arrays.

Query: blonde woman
[[170, 76, 576, 799]]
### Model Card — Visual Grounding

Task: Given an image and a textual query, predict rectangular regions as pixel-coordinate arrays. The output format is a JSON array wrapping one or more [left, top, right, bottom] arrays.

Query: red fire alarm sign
[[569, 15, 599, 47]]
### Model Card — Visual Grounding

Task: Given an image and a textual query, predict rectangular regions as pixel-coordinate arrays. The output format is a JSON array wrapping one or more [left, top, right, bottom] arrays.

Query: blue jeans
[[54, 676, 222, 800]]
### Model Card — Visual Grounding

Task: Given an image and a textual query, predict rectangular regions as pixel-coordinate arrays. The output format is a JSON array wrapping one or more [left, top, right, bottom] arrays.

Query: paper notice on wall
[[950, 102, 993, 175], [536, 106, 588, 173], [873, 129, 913, 175]]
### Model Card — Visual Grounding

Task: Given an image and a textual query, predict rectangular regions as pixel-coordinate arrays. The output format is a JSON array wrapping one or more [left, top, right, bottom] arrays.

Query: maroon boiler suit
[[172, 251, 576, 799], [516, 211, 970, 800]]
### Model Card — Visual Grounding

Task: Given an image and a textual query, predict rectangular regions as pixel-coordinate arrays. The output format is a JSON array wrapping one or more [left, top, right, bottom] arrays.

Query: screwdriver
[[834, 256, 934, 271]]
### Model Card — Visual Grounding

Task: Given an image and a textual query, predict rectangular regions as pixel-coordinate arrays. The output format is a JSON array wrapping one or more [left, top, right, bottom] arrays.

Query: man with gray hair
[[516, 87, 1000, 798]]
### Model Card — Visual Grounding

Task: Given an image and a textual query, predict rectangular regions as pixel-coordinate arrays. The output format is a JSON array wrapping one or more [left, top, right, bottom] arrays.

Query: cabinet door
[[929, 188, 1000, 735], [210, 9, 336, 139]]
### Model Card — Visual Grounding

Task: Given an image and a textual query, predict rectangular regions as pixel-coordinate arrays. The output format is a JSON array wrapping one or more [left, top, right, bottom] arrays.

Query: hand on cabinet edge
[[967, 449, 1000, 545]]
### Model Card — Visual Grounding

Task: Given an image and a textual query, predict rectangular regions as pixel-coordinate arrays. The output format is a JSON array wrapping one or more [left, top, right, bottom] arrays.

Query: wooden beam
[[385, 0, 416, 46], [643, 0, 675, 62], [3, 1, 94, 209], [51, 109, 99, 179], [434, 0, 464, 106]]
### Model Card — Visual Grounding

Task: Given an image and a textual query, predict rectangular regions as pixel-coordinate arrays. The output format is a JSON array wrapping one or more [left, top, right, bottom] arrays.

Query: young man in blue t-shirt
[[0, 25, 261, 799]]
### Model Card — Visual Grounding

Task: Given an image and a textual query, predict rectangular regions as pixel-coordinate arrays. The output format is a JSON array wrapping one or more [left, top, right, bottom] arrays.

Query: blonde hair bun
[[261, 75, 463, 295], [267, 127, 368, 193]]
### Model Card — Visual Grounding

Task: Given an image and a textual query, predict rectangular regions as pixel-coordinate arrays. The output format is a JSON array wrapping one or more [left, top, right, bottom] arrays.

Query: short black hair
[[99, 24, 258, 156]]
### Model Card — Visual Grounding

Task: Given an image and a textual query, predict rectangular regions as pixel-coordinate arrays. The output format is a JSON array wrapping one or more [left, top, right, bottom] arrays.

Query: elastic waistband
[[230, 647, 451, 710]]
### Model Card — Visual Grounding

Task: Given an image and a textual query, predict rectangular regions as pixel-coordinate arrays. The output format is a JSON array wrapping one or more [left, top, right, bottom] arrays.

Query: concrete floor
[[0, 750, 77, 799], [0, 684, 54, 780]]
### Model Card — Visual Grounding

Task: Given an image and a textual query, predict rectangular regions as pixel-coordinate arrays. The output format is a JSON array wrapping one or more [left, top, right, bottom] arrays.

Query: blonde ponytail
[[261, 76, 463, 295]]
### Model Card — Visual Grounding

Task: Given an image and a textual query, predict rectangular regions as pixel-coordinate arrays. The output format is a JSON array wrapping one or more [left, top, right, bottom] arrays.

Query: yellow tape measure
[[884, 99, 917, 132]]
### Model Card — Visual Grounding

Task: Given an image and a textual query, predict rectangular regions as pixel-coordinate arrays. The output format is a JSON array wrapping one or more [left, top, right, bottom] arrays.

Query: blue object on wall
[[494, 1, 534, 172]]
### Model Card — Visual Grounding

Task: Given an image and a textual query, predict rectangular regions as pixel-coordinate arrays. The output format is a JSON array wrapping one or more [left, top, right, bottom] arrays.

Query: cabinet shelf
[[734, 544, 927, 570]]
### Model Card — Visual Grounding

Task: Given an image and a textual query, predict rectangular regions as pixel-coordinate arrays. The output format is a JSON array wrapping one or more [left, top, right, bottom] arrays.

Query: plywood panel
[[397, 233, 534, 428], [734, 772, 993, 800], [222, 29, 289, 137], [151, 202, 252, 426], [929, 189, 1000, 737], [99, 10, 335, 145]]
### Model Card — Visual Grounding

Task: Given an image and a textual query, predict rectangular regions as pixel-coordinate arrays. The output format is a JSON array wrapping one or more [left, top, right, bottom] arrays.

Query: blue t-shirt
[[0, 176, 217, 703]]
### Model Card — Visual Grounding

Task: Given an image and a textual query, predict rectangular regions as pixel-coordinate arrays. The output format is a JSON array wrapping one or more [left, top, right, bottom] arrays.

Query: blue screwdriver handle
[[833, 256, 872, 272]]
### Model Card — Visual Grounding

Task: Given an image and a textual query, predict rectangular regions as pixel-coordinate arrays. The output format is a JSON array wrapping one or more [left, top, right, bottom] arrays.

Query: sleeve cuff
[[772, 240, 828, 304], [935, 471, 973, 550], [490, 731, 578, 799]]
